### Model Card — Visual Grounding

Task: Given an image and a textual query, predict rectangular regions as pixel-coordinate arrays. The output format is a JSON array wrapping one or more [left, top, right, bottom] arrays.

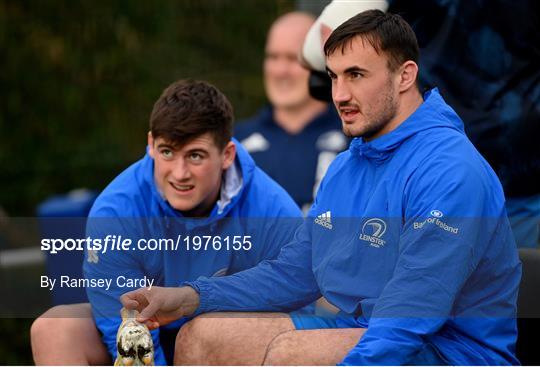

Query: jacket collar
[[349, 88, 464, 164]]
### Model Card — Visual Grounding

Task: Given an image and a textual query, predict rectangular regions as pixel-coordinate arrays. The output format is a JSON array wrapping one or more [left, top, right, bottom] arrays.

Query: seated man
[[122, 11, 521, 365], [303, 0, 540, 248], [30, 79, 302, 365], [235, 11, 348, 212]]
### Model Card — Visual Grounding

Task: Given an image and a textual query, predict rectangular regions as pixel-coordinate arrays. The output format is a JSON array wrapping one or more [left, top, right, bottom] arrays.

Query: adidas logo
[[314, 211, 333, 229]]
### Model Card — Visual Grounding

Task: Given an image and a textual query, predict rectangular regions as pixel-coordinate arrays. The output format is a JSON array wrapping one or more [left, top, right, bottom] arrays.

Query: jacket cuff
[[182, 280, 214, 316]]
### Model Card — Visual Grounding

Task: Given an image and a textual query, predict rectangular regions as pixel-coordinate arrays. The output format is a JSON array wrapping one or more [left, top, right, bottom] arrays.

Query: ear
[[147, 132, 155, 159], [221, 141, 236, 171], [397, 60, 419, 93]]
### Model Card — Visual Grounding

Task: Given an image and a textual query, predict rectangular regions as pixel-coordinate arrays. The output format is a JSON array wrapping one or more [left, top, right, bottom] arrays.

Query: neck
[[274, 100, 327, 134], [399, 88, 424, 123]]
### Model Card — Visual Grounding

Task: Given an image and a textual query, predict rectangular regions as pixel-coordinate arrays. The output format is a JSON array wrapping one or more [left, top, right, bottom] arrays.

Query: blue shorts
[[290, 310, 358, 330], [290, 312, 448, 365]]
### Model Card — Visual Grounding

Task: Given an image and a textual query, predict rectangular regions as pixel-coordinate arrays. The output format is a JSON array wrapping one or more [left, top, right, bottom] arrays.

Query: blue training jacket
[[188, 89, 522, 365], [83, 139, 302, 365]]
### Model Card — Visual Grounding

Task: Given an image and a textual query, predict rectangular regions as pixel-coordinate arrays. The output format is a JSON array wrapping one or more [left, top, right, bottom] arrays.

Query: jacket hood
[[349, 88, 465, 164], [146, 138, 255, 225]]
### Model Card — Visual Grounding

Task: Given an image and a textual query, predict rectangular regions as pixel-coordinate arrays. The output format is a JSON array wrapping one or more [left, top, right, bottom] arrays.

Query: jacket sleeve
[[228, 212, 303, 274], [186, 218, 321, 313], [340, 160, 507, 365], [254, 196, 304, 265], [83, 214, 167, 366], [226, 165, 304, 274]]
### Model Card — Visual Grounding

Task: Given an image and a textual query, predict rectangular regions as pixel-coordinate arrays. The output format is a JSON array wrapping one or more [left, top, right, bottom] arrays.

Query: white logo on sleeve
[[316, 130, 348, 151], [359, 218, 387, 248], [413, 209, 459, 234], [87, 249, 99, 264], [240, 133, 270, 153], [314, 211, 333, 229]]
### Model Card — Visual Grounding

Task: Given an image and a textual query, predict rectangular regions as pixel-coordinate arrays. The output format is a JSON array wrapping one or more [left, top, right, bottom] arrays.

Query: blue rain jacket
[[189, 89, 521, 365], [83, 140, 302, 365]]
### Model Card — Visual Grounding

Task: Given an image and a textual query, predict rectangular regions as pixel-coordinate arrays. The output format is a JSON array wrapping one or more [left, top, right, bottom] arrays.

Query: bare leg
[[30, 303, 111, 366], [263, 328, 365, 365], [174, 312, 295, 365]]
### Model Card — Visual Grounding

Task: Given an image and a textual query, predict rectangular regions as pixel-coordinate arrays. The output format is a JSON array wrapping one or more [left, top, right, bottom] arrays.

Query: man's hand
[[120, 286, 200, 330]]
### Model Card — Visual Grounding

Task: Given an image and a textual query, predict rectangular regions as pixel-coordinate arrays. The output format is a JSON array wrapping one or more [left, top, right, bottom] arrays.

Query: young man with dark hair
[[30, 79, 302, 365], [303, 0, 540, 250], [121, 10, 521, 365]]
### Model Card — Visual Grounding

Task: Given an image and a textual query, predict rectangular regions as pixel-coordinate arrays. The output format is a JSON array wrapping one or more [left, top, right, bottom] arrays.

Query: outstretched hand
[[120, 286, 200, 330]]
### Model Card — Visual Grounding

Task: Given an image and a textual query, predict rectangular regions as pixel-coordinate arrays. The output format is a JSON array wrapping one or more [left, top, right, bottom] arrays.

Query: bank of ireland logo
[[413, 209, 458, 234], [359, 218, 387, 248]]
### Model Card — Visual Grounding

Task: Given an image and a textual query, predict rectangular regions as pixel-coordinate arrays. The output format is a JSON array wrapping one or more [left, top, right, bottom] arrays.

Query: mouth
[[339, 106, 360, 123], [170, 182, 195, 193], [271, 79, 295, 90]]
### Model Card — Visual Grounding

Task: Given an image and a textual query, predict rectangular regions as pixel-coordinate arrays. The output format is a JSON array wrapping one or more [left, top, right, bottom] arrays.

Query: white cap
[[302, 0, 389, 71]]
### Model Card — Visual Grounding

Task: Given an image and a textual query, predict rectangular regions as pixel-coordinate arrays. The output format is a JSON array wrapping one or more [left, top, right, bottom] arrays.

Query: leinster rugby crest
[[359, 218, 387, 248]]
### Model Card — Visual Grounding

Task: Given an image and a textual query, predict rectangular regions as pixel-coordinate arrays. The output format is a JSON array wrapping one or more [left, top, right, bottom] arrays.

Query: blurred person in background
[[235, 11, 348, 213]]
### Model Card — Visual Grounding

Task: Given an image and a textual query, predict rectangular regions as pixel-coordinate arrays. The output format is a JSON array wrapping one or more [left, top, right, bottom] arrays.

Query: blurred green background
[[1, 0, 299, 217], [0, 0, 320, 364]]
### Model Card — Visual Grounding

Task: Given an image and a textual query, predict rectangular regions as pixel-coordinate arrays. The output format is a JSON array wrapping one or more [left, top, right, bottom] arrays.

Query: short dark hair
[[150, 79, 233, 150], [324, 10, 419, 72]]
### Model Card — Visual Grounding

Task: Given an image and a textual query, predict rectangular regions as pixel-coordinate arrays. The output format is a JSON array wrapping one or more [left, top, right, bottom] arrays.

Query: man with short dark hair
[[30, 79, 302, 365], [121, 11, 521, 365], [303, 0, 540, 249]]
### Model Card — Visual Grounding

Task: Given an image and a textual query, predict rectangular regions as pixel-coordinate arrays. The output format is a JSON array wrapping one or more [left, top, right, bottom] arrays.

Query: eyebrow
[[345, 66, 368, 74], [325, 65, 368, 74], [156, 143, 175, 149], [186, 148, 208, 154]]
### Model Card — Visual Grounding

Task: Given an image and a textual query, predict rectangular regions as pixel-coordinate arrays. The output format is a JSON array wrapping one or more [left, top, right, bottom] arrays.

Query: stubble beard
[[343, 80, 399, 139]]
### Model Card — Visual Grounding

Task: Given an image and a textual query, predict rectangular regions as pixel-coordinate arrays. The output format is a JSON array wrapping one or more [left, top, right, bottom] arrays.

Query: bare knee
[[32, 303, 92, 339], [263, 331, 298, 366], [174, 316, 216, 365], [32, 305, 78, 346], [31, 303, 108, 365], [32, 305, 78, 364], [175, 313, 295, 365], [31, 312, 53, 358]]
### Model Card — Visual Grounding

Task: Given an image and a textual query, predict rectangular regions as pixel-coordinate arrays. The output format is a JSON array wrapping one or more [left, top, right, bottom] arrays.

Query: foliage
[[0, 0, 295, 215]]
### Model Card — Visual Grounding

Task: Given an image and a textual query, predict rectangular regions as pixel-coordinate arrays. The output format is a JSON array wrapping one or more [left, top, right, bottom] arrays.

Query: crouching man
[[31, 79, 303, 365]]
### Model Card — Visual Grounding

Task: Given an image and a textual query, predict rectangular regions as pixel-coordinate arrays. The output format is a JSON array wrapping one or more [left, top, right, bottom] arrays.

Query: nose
[[266, 57, 292, 79], [332, 78, 352, 104], [277, 58, 295, 77], [171, 158, 191, 181]]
